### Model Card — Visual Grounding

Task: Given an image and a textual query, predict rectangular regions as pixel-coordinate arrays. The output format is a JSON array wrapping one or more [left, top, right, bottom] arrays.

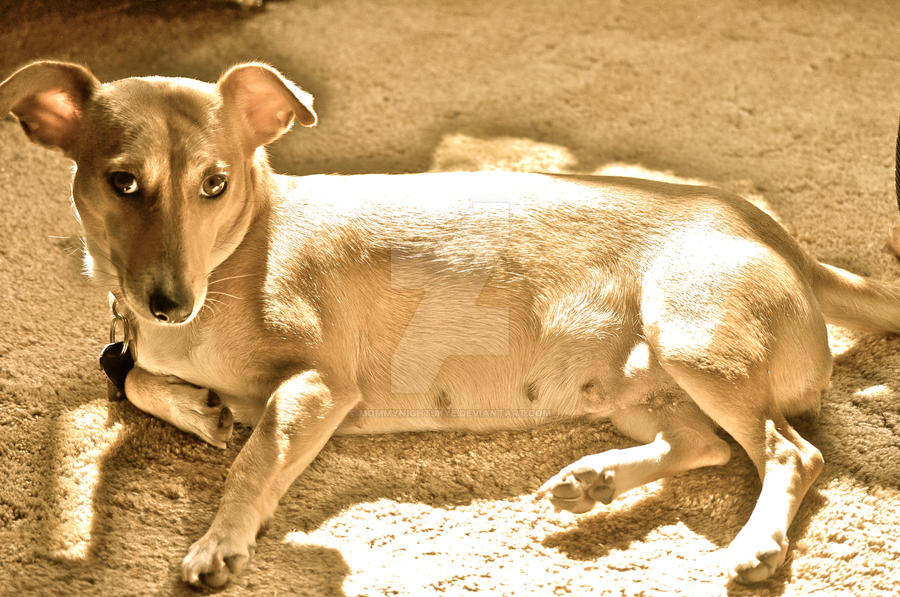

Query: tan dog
[[2, 60, 898, 588]]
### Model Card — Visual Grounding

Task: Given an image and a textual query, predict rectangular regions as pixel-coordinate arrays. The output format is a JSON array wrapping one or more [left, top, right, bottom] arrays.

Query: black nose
[[148, 288, 194, 324]]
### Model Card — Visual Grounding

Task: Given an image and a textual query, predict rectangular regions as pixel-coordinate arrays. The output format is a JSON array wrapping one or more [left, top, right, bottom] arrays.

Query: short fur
[[2, 61, 899, 587]]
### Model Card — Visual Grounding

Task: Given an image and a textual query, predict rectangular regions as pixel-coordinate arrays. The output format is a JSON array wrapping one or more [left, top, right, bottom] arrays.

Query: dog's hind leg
[[642, 251, 830, 583], [661, 367, 824, 583], [537, 400, 732, 513]]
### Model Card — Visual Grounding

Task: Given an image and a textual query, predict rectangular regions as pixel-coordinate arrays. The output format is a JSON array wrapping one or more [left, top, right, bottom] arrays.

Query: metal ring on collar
[[109, 299, 131, 354]]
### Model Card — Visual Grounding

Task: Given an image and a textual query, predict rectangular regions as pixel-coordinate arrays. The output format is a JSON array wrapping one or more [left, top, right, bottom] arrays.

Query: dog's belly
[[325, 252, 674, 434], [336, 334, 671, 435]]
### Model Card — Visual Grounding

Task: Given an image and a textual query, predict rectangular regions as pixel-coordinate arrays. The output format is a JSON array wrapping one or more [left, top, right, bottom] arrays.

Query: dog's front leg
[[181, 370, 360, 588], [124, 366, 234, 449]]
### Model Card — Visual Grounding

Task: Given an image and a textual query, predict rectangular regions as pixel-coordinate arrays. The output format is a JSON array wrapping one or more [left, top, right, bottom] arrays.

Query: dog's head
[[0, 61, 316, 324]]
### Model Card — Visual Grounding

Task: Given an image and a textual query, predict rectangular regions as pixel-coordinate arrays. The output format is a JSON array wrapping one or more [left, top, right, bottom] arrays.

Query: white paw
[[726, 527, 788, 583], [536, 454, 619, 514], [181, 527, 255, 588]]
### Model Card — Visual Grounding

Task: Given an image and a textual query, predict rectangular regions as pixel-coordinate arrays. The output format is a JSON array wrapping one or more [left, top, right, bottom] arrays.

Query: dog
[[2, 60, 898, 588]]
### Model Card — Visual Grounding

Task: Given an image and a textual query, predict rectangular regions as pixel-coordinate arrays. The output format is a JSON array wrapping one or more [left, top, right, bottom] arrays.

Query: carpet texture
[[1, 1, 899, 595]]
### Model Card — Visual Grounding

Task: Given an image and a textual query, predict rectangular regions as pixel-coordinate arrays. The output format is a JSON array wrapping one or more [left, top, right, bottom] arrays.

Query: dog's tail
[[890, 115, 900, 255], [813, 262, 900, 333], [895, 113, 899, 212]]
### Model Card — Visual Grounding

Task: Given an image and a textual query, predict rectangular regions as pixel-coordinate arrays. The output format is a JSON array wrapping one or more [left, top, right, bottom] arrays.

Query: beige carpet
[[1, 1, 899, 595]]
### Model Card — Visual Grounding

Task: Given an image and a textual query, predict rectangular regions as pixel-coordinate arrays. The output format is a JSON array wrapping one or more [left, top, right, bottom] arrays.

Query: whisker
[[199, 297, 225, 318], [206, 290, 244, 301], [207, 273, 254, 286]]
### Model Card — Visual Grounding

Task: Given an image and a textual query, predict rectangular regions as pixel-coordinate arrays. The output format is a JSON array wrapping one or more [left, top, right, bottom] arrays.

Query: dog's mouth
[[90, 243, 217, 327]]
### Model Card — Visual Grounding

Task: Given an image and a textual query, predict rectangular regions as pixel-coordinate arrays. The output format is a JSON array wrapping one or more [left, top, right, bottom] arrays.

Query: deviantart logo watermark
[[389, 197, 513, 394]]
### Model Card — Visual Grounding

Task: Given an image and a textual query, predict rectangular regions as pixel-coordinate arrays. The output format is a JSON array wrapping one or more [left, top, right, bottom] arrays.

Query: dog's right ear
[[0, 61, 100, 157]]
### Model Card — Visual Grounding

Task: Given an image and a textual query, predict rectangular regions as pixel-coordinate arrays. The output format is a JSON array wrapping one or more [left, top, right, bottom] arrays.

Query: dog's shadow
[[83, 351, 893, 596], [79, 401, 731, 592], [227, 417, 824, 595], [818, 331, 900, 489]]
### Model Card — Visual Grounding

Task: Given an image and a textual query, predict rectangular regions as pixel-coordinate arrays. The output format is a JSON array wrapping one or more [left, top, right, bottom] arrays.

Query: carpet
[[1, 1, 899, 595]]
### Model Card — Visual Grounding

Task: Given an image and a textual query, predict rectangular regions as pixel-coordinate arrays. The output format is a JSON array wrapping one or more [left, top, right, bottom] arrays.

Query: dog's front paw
[[125, 370, 235, 449], [182, 527, 255, 588], [168, 386, 234, 449], [536, 454, 618, 514], [188, 389, 235, 449], [725, 527, 788, 584]]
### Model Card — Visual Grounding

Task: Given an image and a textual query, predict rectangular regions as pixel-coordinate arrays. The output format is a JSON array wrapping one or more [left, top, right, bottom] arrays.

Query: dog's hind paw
[[182, 527, 255, 588], [536, 455, 618, 514]]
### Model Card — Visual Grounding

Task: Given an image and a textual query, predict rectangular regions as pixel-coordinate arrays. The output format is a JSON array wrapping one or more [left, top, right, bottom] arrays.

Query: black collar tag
[[101, 298, 135, 401], [100, 341, 134, 401]]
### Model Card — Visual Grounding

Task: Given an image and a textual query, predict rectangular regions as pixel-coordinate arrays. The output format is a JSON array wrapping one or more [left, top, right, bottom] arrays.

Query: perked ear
[[217, 63, 317, 149], [0, 61, 100, 156]]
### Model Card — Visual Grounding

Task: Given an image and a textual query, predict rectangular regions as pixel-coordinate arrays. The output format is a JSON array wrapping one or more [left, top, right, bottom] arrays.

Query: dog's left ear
[[217, 63, 317, 149]]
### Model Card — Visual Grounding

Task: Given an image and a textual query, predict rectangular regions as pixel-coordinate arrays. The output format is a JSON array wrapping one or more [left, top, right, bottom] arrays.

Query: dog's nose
[[148, 288, 194, 324]]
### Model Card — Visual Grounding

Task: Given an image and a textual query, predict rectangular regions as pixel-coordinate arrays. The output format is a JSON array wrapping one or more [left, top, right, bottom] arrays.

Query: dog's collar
[[108, 297, 133, 354], [100, 296, 136, 401]]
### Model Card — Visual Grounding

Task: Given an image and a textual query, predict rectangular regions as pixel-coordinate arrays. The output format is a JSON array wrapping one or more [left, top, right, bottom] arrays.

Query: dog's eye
[[201, 174, 228, 199], [109, 171, 139, 196]]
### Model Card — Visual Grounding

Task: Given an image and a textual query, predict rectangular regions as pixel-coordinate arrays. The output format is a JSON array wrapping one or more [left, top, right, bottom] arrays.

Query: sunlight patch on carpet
[[430, 133, 575, 173], [595, 162, 709, 186], [281, 486, 679, 595], [47, 401, 122, 560], [826, 324, 858, 357], [853, 384, 890, 399]]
